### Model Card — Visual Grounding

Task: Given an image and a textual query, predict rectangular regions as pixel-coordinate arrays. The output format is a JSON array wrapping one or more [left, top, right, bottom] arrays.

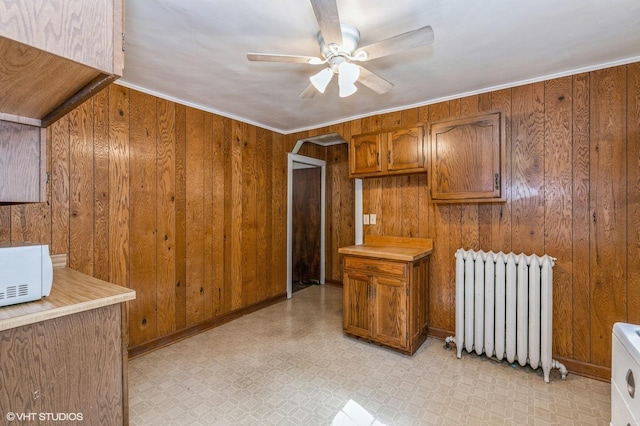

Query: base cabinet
[[342, 255, 429, 355], [0, 304, 128, 424]]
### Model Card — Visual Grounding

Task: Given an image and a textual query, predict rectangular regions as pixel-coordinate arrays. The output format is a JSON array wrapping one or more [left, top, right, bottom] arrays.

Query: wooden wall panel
[[589, 67, 627, 367], [571, 73, 591, 363], [202, 114, 215, 319], [511, 82, 545, 255], [490, 89, 513, 253], [230, 121, 244, 309], [255, 127, 269, 299], [0, 206, 9, 245], [427, 101, 453, 334], [93, 88, 110, 281], [544, 77, 574, 358], [242, 124, 257, 306], [128, 91, 158, 344], [50, 114, 70, 254], [211, 115, 227, 315], [156, 98, 176, 336], [174, 104, 187, 329], [271, 132, 287, 297], [628, 63, 640, 325], [107, 85, 130, 289], [9, 200, 51, 245], [68, 98, 94, 275], [185, 107, 205, 326]]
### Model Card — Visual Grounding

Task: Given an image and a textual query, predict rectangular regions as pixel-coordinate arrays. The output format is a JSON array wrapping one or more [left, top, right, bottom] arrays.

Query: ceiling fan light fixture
[[338, 62, 359, 97], [339, 81, 357, 98], [310, 67, 334, 93]]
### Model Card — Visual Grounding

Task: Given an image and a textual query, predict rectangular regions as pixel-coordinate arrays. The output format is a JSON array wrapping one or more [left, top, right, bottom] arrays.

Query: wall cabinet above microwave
[[0, 0, 124, 127]]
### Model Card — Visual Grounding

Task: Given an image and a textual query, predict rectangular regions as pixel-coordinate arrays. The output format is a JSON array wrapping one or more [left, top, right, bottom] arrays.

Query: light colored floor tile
[[129, 285, 610, 425]]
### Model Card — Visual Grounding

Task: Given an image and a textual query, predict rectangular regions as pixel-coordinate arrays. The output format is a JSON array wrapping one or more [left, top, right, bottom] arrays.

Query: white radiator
[[445, 248, 567, 383]]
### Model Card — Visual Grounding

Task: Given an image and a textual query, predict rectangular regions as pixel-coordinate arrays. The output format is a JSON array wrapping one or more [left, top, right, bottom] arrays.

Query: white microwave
[[0, 244, 53, 307]]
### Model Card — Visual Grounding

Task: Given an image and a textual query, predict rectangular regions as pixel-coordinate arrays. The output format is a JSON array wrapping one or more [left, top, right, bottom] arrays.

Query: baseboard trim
[[128, 292, 287, 359], [427, 326, 453, 341], [553, 356, 610, 382], [426, 327, 610, 382], [324, 279, 343, 287]]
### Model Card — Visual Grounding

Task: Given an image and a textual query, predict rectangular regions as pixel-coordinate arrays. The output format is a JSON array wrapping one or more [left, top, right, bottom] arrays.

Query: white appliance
[[0, 244, 53, 307], [612, 322, 640, 426]]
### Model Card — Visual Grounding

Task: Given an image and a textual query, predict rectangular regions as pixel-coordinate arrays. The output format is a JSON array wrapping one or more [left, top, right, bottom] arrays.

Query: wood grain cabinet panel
[[342, 254, 429, 355], [372, 275, 407, 349], [0, 304, 127, 424], [343, 271, 372, 338], [0, 0, 124, 126], [349, 125, 426, 177], [0, 0, 123, 202], [350, 132, 383, 175], [0, 120, 46, 202], [387, 126, 425, 172], [429, 109, 505, 202]]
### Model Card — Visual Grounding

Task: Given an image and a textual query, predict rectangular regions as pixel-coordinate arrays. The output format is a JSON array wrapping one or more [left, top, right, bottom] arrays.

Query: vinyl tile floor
[[128, 285, 610, 425]]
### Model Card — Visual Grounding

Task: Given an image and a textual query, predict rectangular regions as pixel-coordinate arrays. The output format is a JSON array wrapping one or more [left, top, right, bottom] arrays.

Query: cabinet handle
[[494, 173, 500, 190], [387, 151, 391, 163], [627, 369, 635, 398]]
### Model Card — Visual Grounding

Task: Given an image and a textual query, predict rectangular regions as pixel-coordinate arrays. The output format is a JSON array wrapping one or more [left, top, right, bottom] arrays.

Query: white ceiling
[[119, 0, 640, 134]]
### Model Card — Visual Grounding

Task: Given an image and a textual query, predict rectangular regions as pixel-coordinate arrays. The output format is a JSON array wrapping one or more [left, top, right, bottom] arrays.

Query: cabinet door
[[343, 270, 372, 338], [372, 276, 407, 349], [350, 133, 382, 175], [0, 121, 45, 202], [430, 110, 504, 202], [387, 126, 425, 172]]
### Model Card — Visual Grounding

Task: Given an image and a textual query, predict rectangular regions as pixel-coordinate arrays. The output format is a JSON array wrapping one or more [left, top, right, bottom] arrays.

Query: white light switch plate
[[370, 214, 377, 225], [363, 214, 370, 225]]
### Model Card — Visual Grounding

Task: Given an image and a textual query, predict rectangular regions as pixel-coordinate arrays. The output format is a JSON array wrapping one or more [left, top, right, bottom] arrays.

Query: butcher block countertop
[[338, 235, 434, 262], [0, 259, 135, 331]]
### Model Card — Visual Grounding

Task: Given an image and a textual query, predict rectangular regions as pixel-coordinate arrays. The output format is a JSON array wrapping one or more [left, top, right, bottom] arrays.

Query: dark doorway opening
[[292, 165, 321, 293]]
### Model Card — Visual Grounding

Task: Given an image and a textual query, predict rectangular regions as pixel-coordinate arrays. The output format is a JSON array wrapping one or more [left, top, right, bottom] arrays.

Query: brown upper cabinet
[[0, 0, 124, 127], [429, 110, 505, 203], [0, 0, 123, 202], [0, 121, 46, 202], [349, 125, 426, 178]]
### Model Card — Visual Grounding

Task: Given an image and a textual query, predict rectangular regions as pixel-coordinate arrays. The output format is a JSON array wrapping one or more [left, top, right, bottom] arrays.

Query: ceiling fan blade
[[310, 0, 343, 46], [299, 83, 318, 99], [357, 66, 394, 94], [247, 53, 324, 64], [353, 26, 434, 61]]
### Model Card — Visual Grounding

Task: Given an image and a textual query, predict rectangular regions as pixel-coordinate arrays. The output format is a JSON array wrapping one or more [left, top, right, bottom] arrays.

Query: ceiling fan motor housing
[[317, 23, 360, 59]]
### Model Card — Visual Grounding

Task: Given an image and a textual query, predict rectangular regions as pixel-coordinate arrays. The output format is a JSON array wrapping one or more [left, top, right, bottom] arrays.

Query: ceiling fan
[[247, 0, 434, 98]]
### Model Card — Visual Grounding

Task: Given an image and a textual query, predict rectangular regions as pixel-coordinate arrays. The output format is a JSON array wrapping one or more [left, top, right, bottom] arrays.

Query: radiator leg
[[552, 359, 568, 381], [444, 336, 455, 351]]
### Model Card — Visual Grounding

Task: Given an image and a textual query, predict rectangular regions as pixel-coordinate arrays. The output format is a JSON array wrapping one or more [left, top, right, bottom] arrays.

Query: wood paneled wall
[[1, 62, 637, 379], [0, 85, 288, 350], [353, 64, 640, 379]]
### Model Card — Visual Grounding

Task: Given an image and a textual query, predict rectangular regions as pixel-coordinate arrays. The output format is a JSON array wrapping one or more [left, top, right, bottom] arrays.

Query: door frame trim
[[287, 153, 326, 298]]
